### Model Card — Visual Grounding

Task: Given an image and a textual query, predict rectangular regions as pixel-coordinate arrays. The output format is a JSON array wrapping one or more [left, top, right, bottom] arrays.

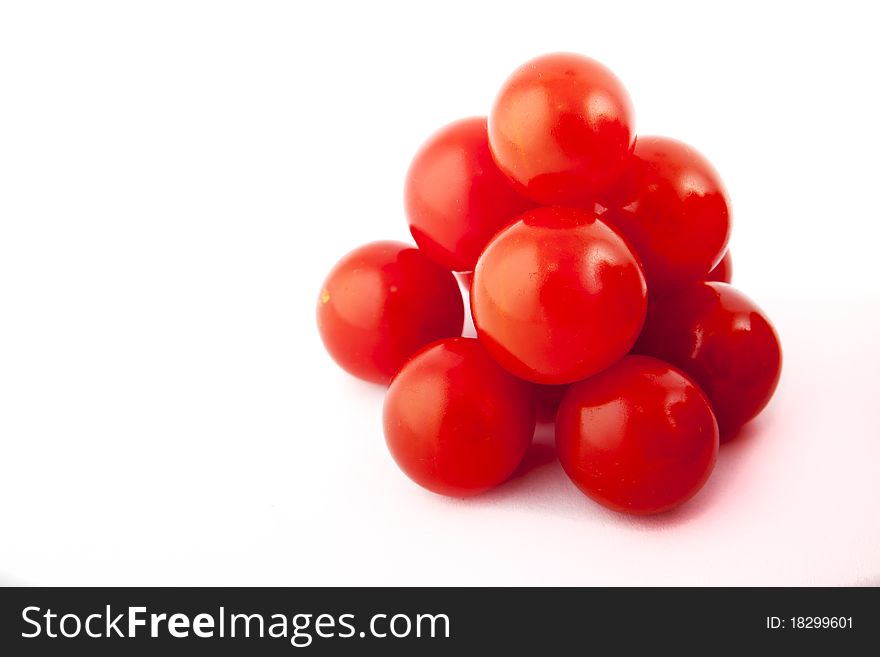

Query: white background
[[1, 1, 879, 585]]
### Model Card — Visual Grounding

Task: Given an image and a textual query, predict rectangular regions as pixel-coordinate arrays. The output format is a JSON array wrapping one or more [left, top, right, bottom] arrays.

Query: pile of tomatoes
[[317, 53, 782, 515]]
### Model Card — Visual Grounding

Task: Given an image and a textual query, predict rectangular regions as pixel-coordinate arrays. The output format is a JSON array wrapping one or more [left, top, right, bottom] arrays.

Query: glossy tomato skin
[[488, 53, 635, 204], [634, 281, 782, 438], [706, 250, 732, 283], [556, 355, 719, 515], [600, 136, 731, 293], [383, 338, 536, 497], [317, 241, 463, 384], [405, 117, 535, 272], [471, 206, 647, 384]]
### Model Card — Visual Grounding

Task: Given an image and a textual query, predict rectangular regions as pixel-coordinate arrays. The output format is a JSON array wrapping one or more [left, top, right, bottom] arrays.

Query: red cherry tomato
[[706, 250, 732, 283], [405, 117, 535, 272], [488, 52, 635, 204], [634, 281, 782, 437], [317, 241, 463, 384], [600, 136, 731, 293], [383, 338, 536, 496], [471, 206, 647, 384], [556, 355, 719, 515]]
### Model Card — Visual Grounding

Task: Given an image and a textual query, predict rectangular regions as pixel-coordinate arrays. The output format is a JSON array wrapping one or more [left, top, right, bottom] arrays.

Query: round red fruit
[[471, 206, 647, 384], [405, 117, 534, 272], [556, 355, 719, 515], [317, 241, 463, 384], [600, 136, 731, 293], [383, 338, 536, 496], [488, 52, 635, 204], [634, 281, 782, 437]]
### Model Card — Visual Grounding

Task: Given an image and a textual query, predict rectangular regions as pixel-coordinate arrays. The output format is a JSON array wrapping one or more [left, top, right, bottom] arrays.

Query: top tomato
[[488, 52, 635, 204], [405, 117, 534, 272]]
